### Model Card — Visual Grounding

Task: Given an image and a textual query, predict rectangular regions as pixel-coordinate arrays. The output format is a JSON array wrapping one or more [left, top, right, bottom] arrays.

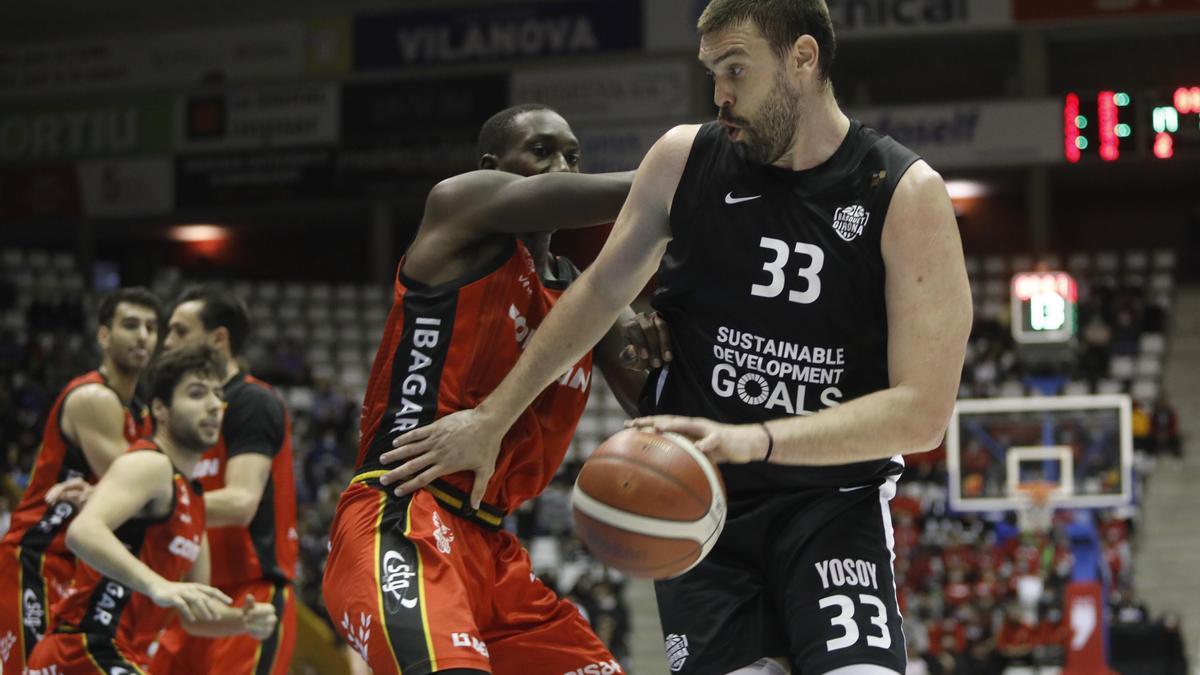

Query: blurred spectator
[[1151, 395, 1182, 461]]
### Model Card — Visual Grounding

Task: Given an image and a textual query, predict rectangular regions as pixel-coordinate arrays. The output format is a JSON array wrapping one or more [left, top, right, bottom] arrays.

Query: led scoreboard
[[1011, 271, 1078, 344], [1064, 86, 1200, 162]]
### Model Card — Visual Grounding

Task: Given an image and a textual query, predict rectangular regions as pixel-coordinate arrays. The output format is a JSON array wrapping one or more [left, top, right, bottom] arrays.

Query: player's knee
[[820, 665, 902, 675], [724, 657, 791, 674]]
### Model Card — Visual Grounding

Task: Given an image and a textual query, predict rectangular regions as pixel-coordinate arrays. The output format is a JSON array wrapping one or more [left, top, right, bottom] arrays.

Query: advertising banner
[[0, 165, 81, 218], [78, 156, 174, 218], [850, 99, 1063, 169], [176, 84, 339, 152], [1014, 0, 1200, 22], [354, 0, 642, 69], [511, 60, 692, 123], [0, 97, 171, 164], [0, 22, 305, 98], [574, 124, 674, 172], [827, 0, 1013, 38]]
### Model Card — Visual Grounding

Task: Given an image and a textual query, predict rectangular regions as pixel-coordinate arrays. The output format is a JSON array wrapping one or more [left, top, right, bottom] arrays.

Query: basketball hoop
[[1015, 481, 1057, 534]]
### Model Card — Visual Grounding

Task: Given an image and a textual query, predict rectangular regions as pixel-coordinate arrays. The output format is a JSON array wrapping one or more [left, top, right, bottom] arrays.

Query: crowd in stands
[[0, 251, 636, 669], [897, 250, 1187, 674], [0, 247, 1190, 675]]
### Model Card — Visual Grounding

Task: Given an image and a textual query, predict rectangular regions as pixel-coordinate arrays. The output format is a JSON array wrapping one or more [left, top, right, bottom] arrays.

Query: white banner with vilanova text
[[850, 99, 1062, 169]]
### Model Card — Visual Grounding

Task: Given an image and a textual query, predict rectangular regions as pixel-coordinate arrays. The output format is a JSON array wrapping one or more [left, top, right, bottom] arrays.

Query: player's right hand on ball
[[149, 580, 232, 623], [381, 408, 505, 509], [240, 594, 278, 640], [620, 311, 672, 370]]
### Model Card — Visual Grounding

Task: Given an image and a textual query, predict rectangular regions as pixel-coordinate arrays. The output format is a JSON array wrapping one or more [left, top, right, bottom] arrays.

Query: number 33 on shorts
[[818, 593, 892, 652]]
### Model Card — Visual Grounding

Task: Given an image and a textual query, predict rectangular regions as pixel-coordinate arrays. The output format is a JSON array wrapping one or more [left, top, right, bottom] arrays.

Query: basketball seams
[[571, 487, 714, 543], [578, 454, 710, 520], [659, 431, 728, 560]]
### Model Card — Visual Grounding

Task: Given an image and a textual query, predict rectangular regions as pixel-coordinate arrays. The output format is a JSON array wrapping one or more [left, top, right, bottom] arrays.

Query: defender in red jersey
[[0, 288, 160, 674], [323, 105, 648, 675], [151, 286, 298, 675], [27, 344, 277, 674]]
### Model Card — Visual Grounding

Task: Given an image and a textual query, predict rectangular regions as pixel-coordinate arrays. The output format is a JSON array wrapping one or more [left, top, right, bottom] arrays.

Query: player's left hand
[[241, 594, 278, 641], [380, 408, 506, 508], [45, 477, 93, 507], [626, 415, 769, 464]]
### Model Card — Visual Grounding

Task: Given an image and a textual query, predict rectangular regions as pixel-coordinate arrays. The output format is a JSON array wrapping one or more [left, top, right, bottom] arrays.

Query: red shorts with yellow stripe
[[322, 479, 623, 675], [149, 579, 297, 675], [26, 630, 150, 674], [0, 543, 76, 674]]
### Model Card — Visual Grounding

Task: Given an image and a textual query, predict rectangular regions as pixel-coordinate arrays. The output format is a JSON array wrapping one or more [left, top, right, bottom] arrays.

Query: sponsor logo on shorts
[[91, 581, 128, 627], [341, 612, 371, 662], [0, 630, 16, 663], [564, 659, 622, 675], [23, 588, 45, 633], [381, 549, 418, 611], [37, 501, 75, 533], [664, 633, 689, 672], [29, 666, 62, 675], [451, 631, 489, 657], [832, 204, 869, 242], [433, 512, 454, 555]]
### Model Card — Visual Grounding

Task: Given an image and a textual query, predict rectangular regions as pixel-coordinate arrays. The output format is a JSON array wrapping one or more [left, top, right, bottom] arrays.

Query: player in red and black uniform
[[28, 344, 277, 674], [0, 288, 159, 674], [151, 285, 297, 675], [322, 104, 648, 675]]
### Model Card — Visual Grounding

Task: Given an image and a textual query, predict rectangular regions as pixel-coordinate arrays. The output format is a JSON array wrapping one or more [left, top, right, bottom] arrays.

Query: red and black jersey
[[196, 373, 298, 586], [50, 439, 206, 656], [3, 370, 152, 556], [357, 239, 593, 513]]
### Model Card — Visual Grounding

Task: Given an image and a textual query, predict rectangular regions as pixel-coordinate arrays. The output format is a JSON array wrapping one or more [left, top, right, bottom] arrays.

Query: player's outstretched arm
[[380, 125, 699, 507], [61, 383, 135, 476], [65, 452, 231, 624], [425, 169, 636, 237], [634, 162, 972, 465]]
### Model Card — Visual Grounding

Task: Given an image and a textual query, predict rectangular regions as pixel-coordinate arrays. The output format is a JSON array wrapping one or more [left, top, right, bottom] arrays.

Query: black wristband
[[760, 422, 774, 463]]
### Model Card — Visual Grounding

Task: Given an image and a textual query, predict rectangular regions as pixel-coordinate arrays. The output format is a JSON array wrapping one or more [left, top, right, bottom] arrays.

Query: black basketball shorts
[[655, 476, 906, 674]]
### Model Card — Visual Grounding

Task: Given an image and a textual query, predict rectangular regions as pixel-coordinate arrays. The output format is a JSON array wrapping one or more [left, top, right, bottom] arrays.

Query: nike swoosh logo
[[839, 485, 873, 492], [724, 192, 762, 204]]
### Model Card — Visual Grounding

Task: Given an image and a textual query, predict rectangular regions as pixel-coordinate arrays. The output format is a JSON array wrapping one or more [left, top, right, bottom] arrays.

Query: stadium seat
[[1067, 252, 1091, 273], [1139, 333, 1166, 356], [1152, 248, 1177, 270], [983, 255, 1006, 277], [1096, 251, 1120, 272], [1124, 250, 1148, 271], [1110, 356, 1136, 379]]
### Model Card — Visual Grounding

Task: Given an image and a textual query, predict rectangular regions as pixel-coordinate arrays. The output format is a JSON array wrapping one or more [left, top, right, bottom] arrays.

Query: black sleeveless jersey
[[644, 120, 919, 496]]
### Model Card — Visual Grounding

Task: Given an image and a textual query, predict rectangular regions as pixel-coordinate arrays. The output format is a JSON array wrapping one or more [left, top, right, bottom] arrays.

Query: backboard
[[946, 394, 1133, 512]]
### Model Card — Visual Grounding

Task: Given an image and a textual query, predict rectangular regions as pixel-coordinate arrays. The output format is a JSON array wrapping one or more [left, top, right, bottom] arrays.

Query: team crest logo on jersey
[[832, 204, 870, 242], [433, 512, 455, 554], [664, 634, 690, 672]]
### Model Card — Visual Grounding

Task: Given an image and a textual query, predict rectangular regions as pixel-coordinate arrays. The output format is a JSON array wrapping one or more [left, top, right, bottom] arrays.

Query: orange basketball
[[571, 428, 727, 579]]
